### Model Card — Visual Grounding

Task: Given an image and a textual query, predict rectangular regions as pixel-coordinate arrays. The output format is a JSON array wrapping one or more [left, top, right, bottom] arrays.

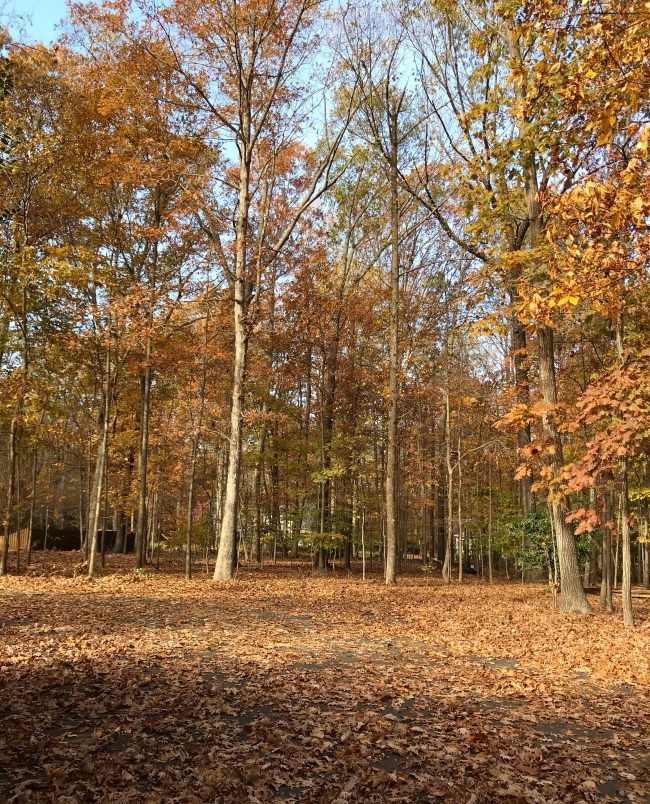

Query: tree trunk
[[384, 99, 400, 587], [616, 315, 633, 626], [135, 341, 152, 569], [506, 22, 589, 613], [436, 435, 446, 563], [488, 457, 493, 584], [113, 508, 123, 554], [0, 408, 18, 576], [319, 306, 341, 549], [214, 146, 251, 581], [113, 447, 133, 554], [643, 519, 649, 590], [252, 427, 267, 564], [510, 309, 533, 517], [78, 459, 86, 553], [186, 287, 209, 580], [538, 326, 591, 613], [619, 464, 634, 627], [213, 316, 247, 580], [26, 449, 38, 566], [293, 350, 312, 559], [100, 462, 109, 569], [457, 421, 463, 583], [600, 483, 614, 612], [88, 348, 112, 579], [185, 434, 199, 580], [442, 391, 453, 583], [87, 421, 107, 577], [270, 437, 281, 563]]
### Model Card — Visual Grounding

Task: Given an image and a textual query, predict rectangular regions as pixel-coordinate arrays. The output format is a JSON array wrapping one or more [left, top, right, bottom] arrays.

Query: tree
[[105, 0, 359, 579]]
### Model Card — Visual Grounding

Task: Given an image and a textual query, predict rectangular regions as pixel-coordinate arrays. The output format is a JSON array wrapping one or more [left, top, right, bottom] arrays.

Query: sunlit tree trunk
[[214, 145, 250, 580], [385, 98, 400, 587], [505, 20, 590, 613], [537, 326, 591, 613], [88, 347, 112, 579], [186, 283, 209, 580]]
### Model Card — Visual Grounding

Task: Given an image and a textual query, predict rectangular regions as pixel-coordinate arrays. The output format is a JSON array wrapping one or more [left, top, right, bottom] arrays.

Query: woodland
[[0, 0, 649, 800]]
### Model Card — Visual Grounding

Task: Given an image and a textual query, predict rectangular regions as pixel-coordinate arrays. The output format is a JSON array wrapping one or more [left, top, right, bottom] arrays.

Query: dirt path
[[1, 558, 648, 802]]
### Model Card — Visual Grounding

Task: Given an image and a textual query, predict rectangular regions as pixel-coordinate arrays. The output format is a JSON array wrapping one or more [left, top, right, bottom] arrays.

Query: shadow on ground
[[0, 559, 648, 802]]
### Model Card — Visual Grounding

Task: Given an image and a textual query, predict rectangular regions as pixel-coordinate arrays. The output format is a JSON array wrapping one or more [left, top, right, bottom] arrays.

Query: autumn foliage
[[0, 0, 649, 795]]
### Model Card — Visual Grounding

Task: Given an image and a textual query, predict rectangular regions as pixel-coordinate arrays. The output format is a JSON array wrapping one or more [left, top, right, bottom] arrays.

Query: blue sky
[[8, 0, 71, 43]]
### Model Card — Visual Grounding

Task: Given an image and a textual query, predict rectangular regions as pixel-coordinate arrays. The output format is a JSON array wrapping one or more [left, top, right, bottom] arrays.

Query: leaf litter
[[0, 554, 648, 802]]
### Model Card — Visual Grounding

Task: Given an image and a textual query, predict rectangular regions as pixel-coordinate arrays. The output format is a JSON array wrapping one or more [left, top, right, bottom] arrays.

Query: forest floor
[[0, 553, 649, 803]]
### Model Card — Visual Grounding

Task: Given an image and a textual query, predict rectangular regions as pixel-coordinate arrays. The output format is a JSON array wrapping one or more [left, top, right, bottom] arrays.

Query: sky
[[7, 0, 72, 43]]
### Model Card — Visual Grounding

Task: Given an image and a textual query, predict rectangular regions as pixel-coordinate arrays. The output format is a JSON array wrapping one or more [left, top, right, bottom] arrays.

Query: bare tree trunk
[[87, 426, 107, 576], [214, 146, 251, 581], [0, 408, 18, 576], [293, 350, 312, 559], [26, 449, 38, 566], [345, 479, 356, 571], [384, 100, 400, 587], [135, 340, 152, 569], [252, 426, 267, 564], [100, 461, 109, 569], [510, 309, 533, 517], [436, 433, 446, 563], [619, 465, 634, 627], [614, 510, 620, 590], [616, 315, 633, 626], [457, 418, 463, 584], [78, 459, 86, 553], [114, 447, 133, 554], [361, 504, 367, 580], [42, 461, 52, 556], [641, 507, 650, 589], [186, 283, 209, 580], [488, 457, 493, 584], [88, 348, 112, 579], [185, 436, 199, 580], [213, 326, 247, 579], [84, 447, 92, 556], [270, 441, 281, 563], [14, 451, 21, 574], [442, 391, 453, 583], [600, 483, 614, 612]]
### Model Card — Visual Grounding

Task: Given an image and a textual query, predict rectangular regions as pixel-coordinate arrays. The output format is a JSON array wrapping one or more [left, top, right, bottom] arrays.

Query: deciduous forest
[[0, 0, 649, 801]]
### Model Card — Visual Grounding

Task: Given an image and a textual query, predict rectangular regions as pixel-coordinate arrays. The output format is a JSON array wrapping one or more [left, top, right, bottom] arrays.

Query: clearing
[[1, 555, 649, 802]]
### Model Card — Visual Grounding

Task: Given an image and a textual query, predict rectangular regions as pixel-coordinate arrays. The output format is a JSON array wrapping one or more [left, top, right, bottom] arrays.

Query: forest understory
[[1, 556, 648, 803]]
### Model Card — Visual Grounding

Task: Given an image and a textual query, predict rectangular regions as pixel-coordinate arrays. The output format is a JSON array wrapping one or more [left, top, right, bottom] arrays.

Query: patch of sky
[[2, 0, 75, 44]]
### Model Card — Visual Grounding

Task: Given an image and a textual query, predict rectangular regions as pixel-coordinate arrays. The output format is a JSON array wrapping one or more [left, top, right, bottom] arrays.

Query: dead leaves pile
[[0, 554, 648, 802]]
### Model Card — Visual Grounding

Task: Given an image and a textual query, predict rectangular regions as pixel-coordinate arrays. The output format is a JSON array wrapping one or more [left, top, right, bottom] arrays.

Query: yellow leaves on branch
[[517, 290, 579, 326], [584, 104, 617, 147], [547, 294, 578, 310]]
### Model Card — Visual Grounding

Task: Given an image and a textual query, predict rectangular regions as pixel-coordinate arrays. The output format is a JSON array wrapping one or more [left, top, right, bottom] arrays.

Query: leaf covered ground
[[1, 554, 649, 803]]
